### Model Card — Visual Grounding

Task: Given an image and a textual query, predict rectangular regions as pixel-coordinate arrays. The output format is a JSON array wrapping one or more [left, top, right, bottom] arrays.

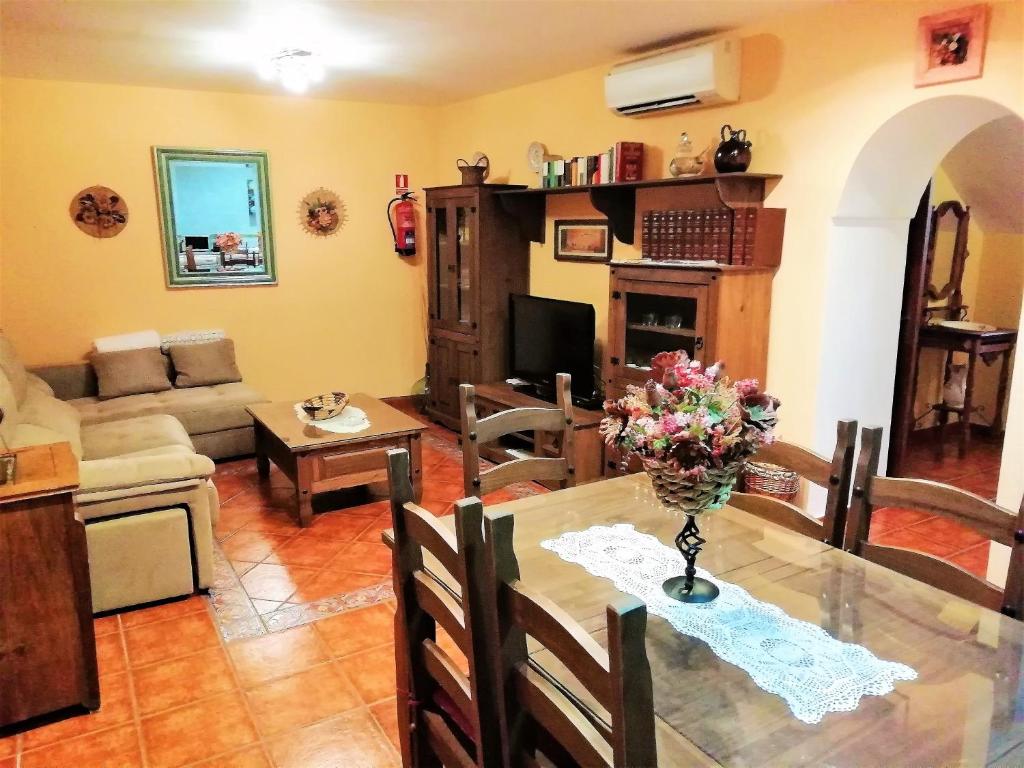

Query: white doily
[[292, 403, 371, 434], [541, 524, 917, 724]]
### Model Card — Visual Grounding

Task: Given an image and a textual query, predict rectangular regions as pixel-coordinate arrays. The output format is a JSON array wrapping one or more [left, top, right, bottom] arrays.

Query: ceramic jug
[[714, 125, 752, 173]]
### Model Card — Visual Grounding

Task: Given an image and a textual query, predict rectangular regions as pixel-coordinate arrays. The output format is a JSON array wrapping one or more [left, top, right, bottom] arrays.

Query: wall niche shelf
[[494, 172, 782, 245]]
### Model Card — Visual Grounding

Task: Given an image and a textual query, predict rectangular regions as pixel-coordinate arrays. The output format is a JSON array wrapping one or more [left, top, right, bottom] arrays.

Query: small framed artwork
[[915, 4, 989, 88], [553, 219, 612, 263]]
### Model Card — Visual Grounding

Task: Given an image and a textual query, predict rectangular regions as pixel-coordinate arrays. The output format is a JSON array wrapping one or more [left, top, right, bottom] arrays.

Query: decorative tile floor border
[[208, 431, 537, 642]]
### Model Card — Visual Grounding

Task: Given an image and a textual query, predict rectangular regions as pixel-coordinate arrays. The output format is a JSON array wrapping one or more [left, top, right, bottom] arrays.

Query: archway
[[816, 94, 1023, 581]]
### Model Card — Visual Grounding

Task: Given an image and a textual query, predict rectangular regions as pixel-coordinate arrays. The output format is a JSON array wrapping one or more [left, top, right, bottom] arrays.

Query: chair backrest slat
[[404, 506, 462, 579], [423, 639, 473, 716], [506, 583, 612, 706], [413, 572, 468, 653], [846, 426, 1024, 619], [513, 663, 615, 768], [729, 492, 828, 542], [477, 457, 569, 497], [387, 448, 502, 767], [421, 711, 478, 768], [478, 508, 658, 767], [461, 373, 576, 497], [733, 419, 857, 547], [860, 541, 1004, 611], [869, 476, 1017, 542], [476, 408, 567, 444]]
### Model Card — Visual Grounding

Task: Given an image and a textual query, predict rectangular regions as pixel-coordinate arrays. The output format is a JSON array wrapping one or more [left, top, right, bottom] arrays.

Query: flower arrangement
[[600, 350, 780, 478], [215, 232, 243, 252]]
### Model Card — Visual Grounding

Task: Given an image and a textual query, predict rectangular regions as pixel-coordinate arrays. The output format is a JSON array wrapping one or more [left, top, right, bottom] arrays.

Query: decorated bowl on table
[[300, 392, 349, 421]]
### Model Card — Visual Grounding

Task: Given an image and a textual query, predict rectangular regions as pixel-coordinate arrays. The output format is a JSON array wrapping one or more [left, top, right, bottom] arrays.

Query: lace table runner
[[293, 403, 371, 434], [541, 524, 917, 724]]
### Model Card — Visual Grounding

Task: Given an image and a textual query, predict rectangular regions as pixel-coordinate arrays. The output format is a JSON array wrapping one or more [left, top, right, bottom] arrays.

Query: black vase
[[714, 124, 752, 173]]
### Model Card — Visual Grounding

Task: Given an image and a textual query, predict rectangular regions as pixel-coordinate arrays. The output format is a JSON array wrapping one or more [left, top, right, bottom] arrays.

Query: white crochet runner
[[541, 523, 917, 724]]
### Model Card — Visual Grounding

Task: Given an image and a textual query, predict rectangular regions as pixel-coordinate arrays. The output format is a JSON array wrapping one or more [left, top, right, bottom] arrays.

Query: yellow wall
[[1, 0, 1022, 434], [0, 77, 437, 400], [434, 0, 1024, 444]]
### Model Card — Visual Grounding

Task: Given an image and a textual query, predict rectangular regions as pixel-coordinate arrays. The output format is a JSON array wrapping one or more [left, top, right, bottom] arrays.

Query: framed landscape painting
[[554, 219, 612, 263], [915, 4, 989, 87]]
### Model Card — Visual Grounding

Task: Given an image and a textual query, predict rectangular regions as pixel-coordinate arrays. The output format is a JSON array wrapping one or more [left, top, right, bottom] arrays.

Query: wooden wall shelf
[[495, 173, 782, 245]]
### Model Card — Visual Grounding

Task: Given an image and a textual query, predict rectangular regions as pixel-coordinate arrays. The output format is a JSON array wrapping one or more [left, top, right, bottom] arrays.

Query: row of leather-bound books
[[641, 207, 768, 265]]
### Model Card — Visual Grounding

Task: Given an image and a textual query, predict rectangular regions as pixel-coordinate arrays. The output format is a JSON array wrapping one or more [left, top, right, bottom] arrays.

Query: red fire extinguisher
[[387, 192, 417, 256]]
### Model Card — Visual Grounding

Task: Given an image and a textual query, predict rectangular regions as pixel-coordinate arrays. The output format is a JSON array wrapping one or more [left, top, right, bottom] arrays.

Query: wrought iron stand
[[663, 514, 720, 603]]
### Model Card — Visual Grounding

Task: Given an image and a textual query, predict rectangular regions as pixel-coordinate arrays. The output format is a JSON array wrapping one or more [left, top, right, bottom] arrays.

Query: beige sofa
[[0, 336, 242, 613], [33, 359, 265, 460]]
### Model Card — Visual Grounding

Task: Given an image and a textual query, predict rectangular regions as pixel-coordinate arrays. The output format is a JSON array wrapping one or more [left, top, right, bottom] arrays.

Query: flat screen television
[[509, 294, 596, 404]]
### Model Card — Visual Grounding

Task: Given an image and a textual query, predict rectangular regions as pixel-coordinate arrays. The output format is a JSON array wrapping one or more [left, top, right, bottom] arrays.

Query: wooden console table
[[0, 443, 98, 728], [470, 382, 606, 486], [916, 324, 1018, 459]]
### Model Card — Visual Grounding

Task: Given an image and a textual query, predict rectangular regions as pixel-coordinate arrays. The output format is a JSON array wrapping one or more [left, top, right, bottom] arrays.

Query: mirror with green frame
[[153, 147, 277, 287]]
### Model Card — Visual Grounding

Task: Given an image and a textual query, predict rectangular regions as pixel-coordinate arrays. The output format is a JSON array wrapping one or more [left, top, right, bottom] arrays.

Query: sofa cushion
[[0, 335, 29, 406], [91, 348, 173, 400], [26, 372, 55, 398], [82, 414, 194, 460], [70, 382, 265, 436], [169, 340, 242, 388], [79, 451, 215, 495], [10, 424, 76, 457], [0, 366, 19, 445], [19, 389, 83, 457]]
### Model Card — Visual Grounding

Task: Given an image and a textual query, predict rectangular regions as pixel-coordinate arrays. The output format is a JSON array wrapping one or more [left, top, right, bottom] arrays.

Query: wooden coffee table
[[247, 394, 427, 527]]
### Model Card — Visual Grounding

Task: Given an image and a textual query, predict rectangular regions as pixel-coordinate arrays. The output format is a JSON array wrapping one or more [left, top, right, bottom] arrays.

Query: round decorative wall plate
[[298, 187, 347, 237], [69, 185, 128, 238], [527, 141, 547, 172]]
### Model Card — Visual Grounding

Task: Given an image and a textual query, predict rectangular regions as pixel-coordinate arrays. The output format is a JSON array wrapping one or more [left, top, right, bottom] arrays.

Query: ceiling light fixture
[[257, 48, 325, 94]]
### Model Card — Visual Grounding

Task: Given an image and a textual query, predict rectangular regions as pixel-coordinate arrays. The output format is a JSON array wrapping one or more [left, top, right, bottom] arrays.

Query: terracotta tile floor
[[871, 435, 1005, 578], [2, 407, 1005, 766], [1, 597, 402, 767], [206, 407, 541, 642]]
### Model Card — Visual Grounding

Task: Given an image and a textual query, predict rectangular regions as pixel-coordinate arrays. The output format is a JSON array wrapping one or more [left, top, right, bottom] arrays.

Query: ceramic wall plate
[[299, 187, 346, 237], [70, 185, 128, 238]]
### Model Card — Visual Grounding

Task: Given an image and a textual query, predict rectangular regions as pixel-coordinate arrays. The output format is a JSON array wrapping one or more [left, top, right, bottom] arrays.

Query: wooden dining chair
[[476, 507, 658, 768], [730, 419, 858, 547], [459, 373, 575, 497], [386, 448, 502, 768], [845, 426, 1024, 618]]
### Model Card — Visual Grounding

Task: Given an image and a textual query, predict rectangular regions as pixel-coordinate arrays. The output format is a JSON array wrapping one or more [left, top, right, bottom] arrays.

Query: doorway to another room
[[889, 116, 1023, 505]]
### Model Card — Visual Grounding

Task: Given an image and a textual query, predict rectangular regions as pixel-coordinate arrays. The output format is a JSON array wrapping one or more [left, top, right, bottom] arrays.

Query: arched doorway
[[815, 95, 1023, 580]]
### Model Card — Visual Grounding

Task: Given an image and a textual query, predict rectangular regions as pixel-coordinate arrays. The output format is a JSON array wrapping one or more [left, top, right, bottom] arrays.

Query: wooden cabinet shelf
[[625, 322, 697, 338], [495, 173, 782, 245]]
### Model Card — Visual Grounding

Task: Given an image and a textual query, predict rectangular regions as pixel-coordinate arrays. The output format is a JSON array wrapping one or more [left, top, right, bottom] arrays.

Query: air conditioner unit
[[605, 39, 740, 117]]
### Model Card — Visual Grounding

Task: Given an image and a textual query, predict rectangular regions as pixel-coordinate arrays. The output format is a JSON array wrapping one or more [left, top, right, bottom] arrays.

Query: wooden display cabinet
[[604, 261, 775, 398], [424, 184, 531, 430]]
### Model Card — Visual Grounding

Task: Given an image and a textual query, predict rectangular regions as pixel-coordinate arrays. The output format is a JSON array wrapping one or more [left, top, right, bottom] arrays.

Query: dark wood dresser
[[0, 443, 98, 728]]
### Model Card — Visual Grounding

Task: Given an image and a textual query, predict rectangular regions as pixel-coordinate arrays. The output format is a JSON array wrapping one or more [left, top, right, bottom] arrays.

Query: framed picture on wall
[[915, 4, 989, 88], [553, 219, 612, 263], [153, 147, 277, 288]]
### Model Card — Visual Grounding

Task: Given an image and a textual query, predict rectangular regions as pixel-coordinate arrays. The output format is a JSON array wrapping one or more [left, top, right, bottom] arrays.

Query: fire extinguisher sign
[[395, 174, 409, 195]]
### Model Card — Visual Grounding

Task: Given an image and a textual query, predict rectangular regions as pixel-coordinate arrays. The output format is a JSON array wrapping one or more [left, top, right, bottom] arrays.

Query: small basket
[[458, 165, 487, 185], [301, 392, 349, 421], [742, 461, 799, 501]]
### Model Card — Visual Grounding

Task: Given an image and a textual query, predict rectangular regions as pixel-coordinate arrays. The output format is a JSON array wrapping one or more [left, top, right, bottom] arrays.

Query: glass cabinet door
[[611, 281, 708, 382], [431, 196, 477, 333]]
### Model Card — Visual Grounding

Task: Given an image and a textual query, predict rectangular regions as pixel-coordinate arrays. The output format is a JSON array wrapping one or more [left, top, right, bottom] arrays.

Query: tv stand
[[471, 382, 607, 486]]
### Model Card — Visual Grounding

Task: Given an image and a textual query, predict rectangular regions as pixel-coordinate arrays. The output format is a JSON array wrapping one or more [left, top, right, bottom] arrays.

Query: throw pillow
[[169, 339, 242, 388], [91, 348, 173, 400]]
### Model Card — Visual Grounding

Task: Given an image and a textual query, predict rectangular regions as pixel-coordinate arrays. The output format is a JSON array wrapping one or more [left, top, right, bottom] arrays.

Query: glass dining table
[[389, 473, 1024, 767]]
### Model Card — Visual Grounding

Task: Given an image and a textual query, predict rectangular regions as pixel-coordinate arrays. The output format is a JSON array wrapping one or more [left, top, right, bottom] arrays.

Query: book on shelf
[[536, 143, 645, 189], [640, 207, 785, 267]]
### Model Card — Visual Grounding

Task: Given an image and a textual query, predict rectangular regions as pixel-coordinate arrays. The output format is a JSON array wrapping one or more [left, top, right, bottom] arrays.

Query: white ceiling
[[1, 0, 825, 105], [942, 116, 1024, 234]]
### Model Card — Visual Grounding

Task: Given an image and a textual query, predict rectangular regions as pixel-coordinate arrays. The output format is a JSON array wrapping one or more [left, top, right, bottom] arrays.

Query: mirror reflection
[[154, 147, 277, 287]]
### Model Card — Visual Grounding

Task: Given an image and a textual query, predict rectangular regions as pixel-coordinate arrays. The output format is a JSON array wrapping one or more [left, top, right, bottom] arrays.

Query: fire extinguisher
[[387, 192, 417, 256]]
